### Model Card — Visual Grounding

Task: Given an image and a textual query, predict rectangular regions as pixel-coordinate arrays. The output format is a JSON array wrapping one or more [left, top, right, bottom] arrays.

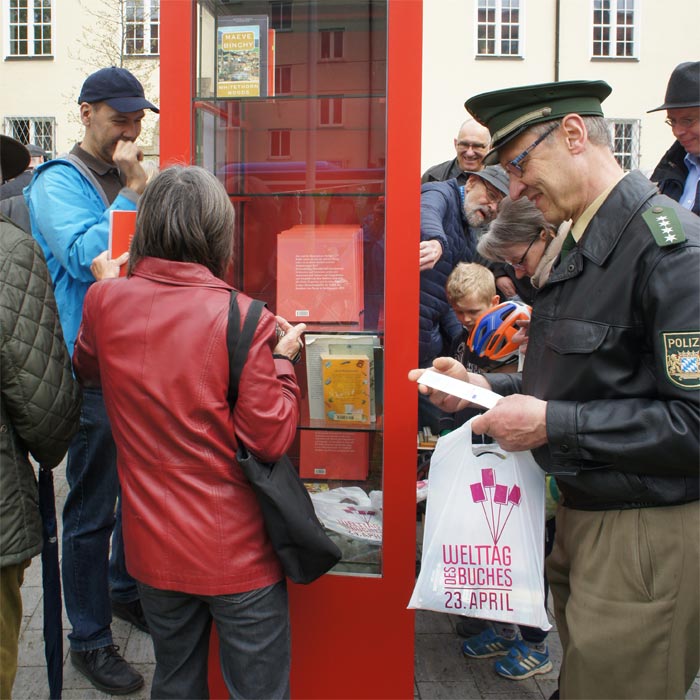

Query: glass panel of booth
[[194, 0, 388, 576]]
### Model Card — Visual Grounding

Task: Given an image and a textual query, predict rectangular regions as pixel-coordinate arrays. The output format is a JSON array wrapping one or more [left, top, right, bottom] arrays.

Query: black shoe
[[112, 599, 150, 634], [70, 645, 144, 695], [455, 616, 490, 638]]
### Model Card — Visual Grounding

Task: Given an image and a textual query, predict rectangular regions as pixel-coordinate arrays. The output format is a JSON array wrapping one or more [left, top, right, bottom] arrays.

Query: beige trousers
[[547, 500, 699, 700], [0, 560, 29, 700]]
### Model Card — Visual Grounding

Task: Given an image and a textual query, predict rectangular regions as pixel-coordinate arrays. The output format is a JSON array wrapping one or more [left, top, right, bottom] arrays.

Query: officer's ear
[[561, 114, 586, 154]]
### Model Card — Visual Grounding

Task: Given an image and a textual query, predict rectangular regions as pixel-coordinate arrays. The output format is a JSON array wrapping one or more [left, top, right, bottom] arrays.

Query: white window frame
[[319, 98, 343, 127], [269, 129, 291, 159], [591, 0, 639, 59], [6, 0, 53, 58], [4, 116, 56, 157], [608, 118, 640, 171], [270, 1, 293, 32], [319, 29, 344, 61], [475, 0, 523, 58], [124, 0, 160, 57]]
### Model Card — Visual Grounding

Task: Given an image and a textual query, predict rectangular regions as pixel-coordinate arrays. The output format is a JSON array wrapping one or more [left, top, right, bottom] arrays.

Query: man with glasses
[[421, 118, 491, 185], [649, 61, 700, 216], [418, 165, 509, 369], [413, 80, 699, 698]]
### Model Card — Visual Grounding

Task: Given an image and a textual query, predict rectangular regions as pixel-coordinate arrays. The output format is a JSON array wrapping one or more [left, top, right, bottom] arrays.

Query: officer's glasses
[[505, 122, 560, 178]]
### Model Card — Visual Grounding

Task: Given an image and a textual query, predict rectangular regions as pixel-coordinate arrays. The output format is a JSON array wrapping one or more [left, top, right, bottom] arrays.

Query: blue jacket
[[24, 158, 138, 356], [419, 179, 478, 366]]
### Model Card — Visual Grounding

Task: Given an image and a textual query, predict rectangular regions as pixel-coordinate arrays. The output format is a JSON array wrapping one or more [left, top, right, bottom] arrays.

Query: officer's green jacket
[[0, 214, 81, 567], [488, 171, 700, 510]]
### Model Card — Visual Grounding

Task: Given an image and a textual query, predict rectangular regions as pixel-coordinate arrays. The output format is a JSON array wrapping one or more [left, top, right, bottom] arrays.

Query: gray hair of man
[[128, 165, 234, 279], [525, 115, 613, 150], [477, 196, 557, 262]]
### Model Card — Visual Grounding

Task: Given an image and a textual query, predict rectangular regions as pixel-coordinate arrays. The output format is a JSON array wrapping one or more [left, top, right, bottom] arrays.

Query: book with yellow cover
[[321, 353, 371, 424]]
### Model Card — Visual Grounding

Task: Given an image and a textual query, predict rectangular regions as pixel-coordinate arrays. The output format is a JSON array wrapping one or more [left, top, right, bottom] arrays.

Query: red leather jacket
[[73, 257, 300, 595]]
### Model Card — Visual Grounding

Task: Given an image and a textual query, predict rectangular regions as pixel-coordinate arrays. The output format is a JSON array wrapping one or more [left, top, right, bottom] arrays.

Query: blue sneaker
[[494, 639, 553, 680], [461, 627, 517, 659]]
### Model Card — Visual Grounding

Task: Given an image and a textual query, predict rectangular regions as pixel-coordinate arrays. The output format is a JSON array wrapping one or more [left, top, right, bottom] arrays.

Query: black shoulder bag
[[227, 291, 342, 584]]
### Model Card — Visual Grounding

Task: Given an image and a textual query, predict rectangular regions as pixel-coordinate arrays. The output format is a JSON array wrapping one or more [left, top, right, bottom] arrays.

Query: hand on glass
[[274, 316, 306, 363], [495, 276, 516, 299], [91, 250, 128, 280], [408, 357, 491, 413], [419, 240, 443, 271]]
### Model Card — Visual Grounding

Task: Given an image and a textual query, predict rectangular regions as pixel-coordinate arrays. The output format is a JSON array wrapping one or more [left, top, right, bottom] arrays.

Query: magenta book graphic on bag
[[408, 419, 550, 630]]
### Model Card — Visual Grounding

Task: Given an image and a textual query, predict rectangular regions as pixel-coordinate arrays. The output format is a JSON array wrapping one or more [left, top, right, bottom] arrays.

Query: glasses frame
[[456, 139, 489, 151], [664, 116, 699, 129], [505, 122, 561, 177], [505, 234, 540, 271]]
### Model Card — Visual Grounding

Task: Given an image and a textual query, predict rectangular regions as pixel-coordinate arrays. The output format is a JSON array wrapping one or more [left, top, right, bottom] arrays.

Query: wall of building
[[0, 0, 160, 158], [421, 0, 699, 175]]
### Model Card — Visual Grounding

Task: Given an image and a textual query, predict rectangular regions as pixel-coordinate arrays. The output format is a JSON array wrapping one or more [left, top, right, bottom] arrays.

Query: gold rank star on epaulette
[[641, 206, 687, 247]]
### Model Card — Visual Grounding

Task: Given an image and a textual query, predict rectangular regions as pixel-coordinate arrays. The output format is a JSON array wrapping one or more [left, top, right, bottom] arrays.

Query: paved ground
[[12, 460, 700, 699]]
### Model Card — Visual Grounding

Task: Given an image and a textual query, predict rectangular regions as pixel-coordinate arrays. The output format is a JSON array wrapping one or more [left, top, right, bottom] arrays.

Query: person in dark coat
[[418, 165, 509, 367], [0, 136, 81, 699], [648, 61, 700, 215], [421, 118, 491, 185]]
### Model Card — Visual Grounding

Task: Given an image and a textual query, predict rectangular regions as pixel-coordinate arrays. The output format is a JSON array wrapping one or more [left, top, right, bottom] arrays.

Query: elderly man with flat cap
[[411, 80, 699, 699], [25, 66, 159, 695], [649, 61, 700, 215]]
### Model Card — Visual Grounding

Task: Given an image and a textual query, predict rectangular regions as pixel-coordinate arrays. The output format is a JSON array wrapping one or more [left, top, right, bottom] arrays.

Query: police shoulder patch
[[662, 331, 700, 389], [642, 206, 687, 247]]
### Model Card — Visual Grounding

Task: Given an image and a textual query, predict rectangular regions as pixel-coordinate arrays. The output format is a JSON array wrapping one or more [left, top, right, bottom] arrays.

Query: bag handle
[[226, 290, 266, 408]]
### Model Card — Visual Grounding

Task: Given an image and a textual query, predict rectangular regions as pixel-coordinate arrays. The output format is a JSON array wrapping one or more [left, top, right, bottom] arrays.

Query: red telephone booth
[[159, 2, 421, 697]]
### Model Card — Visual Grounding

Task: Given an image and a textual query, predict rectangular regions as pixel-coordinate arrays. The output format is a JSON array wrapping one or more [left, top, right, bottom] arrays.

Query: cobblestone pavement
[[11, 460, 700, 699]]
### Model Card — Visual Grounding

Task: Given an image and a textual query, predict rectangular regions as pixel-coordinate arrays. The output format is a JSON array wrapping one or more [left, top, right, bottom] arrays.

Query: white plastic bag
[[408, 419, 550, 631], [310, 487, 382, 543]]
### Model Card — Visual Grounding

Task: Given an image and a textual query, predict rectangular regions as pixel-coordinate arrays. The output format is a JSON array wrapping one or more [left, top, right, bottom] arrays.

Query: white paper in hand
[[417, 369, 502, 410]]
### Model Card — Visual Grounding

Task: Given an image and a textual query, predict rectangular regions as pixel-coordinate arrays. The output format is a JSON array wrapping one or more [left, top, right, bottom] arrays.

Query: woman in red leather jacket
[[73, 165, 305, 700]]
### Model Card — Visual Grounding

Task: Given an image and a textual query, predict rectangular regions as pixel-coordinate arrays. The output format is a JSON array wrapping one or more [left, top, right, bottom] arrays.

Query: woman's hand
[[274, 316, 306, 363], [408, 357, 492, 413], [91, 250, 129, 280]]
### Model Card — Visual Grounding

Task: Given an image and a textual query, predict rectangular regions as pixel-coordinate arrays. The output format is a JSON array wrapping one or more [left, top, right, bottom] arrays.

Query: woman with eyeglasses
[[477, 196, 572, 291]]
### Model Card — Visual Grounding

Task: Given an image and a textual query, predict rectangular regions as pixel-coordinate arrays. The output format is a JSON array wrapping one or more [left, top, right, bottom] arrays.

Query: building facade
[[421, 0, 699, 175]]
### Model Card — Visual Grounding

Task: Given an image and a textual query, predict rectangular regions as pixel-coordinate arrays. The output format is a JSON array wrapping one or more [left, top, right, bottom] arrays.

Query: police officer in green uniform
[[410, 80, 699, 699]]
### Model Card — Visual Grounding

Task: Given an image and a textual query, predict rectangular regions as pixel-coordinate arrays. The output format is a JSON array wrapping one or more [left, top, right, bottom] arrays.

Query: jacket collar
[[131, 256, 233, 290], [576, 170, 658, 267]]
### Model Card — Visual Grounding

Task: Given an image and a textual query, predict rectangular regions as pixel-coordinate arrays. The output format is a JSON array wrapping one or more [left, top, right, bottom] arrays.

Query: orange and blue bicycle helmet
[[467, 301, 532, 361]]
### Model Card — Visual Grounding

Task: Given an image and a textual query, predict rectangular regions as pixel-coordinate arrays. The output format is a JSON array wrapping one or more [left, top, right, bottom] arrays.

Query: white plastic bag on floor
[[408, 418, 550, 631]]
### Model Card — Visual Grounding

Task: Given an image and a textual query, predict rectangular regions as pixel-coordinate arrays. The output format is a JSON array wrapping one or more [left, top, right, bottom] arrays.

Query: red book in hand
[[109, 210, 137, 277]]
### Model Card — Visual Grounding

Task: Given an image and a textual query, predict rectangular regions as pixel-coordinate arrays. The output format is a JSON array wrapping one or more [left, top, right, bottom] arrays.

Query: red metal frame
[[159, 2, 422, 696]]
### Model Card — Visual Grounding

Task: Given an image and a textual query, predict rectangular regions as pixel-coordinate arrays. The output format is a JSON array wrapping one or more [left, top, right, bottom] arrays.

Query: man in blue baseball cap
[[24, 66, 159, 695], [412, 79, 699, 698]]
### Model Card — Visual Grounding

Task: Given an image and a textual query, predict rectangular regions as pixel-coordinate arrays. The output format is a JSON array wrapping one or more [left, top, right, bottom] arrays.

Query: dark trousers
[[138, 580, 290, 700]]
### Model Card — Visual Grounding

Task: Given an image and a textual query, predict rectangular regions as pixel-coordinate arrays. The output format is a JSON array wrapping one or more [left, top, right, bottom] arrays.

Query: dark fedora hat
[[0, 135, 30, 183], [647, 61, 700, 112]]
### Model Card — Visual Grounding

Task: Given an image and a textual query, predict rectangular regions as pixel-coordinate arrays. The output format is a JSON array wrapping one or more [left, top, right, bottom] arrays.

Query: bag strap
[[226, 290, 266, 407]]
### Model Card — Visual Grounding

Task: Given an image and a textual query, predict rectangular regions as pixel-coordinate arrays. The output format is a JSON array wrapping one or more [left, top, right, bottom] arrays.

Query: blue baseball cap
[[78, 66, 159, 113]]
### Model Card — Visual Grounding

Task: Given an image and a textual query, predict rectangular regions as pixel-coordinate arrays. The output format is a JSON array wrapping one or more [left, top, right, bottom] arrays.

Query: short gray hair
[[527, 115, 612, 150], [128, 165, 234, 279], [477, 196, 556, 261]]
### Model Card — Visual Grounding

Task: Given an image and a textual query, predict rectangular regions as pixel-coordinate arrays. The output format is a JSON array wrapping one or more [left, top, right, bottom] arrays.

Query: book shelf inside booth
[[194, 0, 387, 578]]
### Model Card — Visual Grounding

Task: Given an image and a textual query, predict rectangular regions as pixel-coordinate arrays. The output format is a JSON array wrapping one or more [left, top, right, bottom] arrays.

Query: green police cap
[[465, 80, 612, 165]]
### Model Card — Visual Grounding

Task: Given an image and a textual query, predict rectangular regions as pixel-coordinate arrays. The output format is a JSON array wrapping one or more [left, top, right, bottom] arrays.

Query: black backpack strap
[[226, 290, 266, 407]]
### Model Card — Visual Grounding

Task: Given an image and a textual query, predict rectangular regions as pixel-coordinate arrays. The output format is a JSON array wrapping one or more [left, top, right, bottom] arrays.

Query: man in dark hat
[[411, 80, 699, 698], [24, 66, 159, 695], [648, 61, 700, 215]]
